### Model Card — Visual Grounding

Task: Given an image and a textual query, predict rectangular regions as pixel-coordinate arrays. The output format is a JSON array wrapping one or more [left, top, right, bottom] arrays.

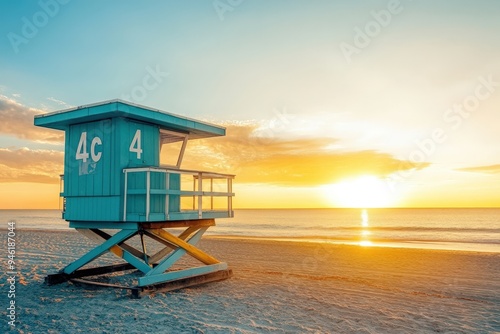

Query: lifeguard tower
[[34, 100, 234, 297]]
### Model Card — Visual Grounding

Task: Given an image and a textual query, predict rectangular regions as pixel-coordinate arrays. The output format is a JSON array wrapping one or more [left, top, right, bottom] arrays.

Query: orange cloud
[[181, 124, 426, 186], [0, 96, 63, 142], [0, 148, 63, 183]]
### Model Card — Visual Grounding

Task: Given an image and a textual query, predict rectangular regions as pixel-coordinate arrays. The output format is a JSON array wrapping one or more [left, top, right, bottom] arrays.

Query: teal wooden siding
[[124, 119, 159, 168], [65, 120, 112, 197], [63, 119, 117, 220], [64, 197, 121, 221]]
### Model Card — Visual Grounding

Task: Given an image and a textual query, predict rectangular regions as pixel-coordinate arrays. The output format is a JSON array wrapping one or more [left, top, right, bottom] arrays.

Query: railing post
[[165, 171, 170, 220], [193, 176, 196, 211], [210, 178, 214, 211], [228, 178, 233, 217], [123, 170, 128, 221], [198, 172, 203, 219], [146, 170, 151, 222]]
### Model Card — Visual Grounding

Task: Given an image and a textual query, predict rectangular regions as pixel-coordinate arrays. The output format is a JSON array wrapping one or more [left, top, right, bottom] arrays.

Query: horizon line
[[2, 206, 500, 211]]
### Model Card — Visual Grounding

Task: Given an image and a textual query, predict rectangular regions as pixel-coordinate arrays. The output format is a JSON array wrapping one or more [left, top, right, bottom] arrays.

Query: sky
[[1, 0, 500, 209]]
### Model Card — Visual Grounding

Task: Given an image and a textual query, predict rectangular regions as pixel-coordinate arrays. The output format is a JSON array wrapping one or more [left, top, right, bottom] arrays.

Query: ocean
[[1, 208, 499, 253]]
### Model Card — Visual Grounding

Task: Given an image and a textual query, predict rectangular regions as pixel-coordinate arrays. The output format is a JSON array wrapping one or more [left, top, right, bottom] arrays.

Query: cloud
[[456, 164, 500, 174], [0, 148, 63, 183], [0, 96, 64, 143], [181, 124, 427, 186], [47, 97, 73, 108]]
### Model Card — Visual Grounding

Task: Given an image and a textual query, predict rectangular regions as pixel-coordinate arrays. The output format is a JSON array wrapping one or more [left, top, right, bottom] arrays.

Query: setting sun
[[323, 175, 396, 208]]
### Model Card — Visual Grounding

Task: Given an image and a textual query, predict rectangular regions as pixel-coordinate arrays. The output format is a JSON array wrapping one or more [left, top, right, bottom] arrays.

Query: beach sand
[[3, 230, 500, 333]]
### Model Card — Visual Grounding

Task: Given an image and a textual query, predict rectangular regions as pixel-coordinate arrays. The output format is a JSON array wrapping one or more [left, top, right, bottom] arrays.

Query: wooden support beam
[[144, 227, 207, 277], [177, 226, 200, 240], [132, 269, 233, 298], [143, 230, 177, 249], [90, 229, 147, 260], [76, 229, 151, 274], [77, 229, 124, 258], [70, 278, 135, 290], [63, 229, 140, 275], [147, 228, 220, 265], [146, 225, 201, 264], [46, 263, 136, 285], [143, 231, 177, 264], [149, 247, 174, 265], [138, 263, 228, 287]]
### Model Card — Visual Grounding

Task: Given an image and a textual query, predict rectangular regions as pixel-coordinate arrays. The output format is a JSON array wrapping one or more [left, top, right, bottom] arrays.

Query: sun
[[323, 175, 395, 208]]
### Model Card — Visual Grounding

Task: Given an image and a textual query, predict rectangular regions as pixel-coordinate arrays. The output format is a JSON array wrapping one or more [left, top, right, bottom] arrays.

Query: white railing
[[123, 167, 235, 222]]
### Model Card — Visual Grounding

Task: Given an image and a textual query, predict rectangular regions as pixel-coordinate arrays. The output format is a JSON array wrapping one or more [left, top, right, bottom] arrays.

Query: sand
[[2, 229, 499, 333]]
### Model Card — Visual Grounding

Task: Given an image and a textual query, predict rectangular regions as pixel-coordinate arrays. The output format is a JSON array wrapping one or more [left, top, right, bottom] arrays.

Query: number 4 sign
[[129, 129, 142, 159]]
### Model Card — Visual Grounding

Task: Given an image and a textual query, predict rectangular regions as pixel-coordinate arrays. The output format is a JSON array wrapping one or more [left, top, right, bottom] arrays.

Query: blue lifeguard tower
[[34, 100, 234, 297]]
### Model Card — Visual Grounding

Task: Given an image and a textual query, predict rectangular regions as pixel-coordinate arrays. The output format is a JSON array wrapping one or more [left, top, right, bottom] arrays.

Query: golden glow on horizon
[[323, 176, 395, 208], [0, 183, 60, 209], [359, 240, 373, 247]]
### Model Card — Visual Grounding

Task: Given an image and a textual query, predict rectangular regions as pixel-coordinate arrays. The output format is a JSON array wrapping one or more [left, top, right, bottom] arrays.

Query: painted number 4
[[129, 129, 142, 159], [76, 132, 102, 163]]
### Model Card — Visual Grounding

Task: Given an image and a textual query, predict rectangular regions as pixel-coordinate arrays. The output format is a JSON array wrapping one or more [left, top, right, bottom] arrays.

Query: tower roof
[[34, 99, 225, 139]]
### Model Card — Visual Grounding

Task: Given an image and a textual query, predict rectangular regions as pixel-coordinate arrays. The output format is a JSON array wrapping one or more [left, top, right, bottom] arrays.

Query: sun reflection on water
[[360, 209, 372, 246], [361, 209, 369, 226]]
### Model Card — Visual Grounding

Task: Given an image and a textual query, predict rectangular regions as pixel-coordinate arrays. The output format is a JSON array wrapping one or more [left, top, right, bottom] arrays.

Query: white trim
[[165, 172, 170, 220], [123, 170, 128, 221], [198, 172, 203, 219]]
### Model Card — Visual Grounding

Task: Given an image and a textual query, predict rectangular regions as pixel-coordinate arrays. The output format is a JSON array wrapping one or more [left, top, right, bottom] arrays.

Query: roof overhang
[[34, 99, 225, 139]]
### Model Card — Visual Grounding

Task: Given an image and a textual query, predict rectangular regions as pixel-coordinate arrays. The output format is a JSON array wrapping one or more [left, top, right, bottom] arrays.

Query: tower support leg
[[45, 219, 232, 297]]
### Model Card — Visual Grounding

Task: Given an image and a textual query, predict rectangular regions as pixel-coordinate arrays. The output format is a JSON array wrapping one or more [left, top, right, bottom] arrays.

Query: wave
[[211, 233, 500, 244], [314, 226, 500, 233], [226, 223, 500, 233]]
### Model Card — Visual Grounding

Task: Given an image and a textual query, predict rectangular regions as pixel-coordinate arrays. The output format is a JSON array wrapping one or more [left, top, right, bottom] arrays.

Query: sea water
[[1, 208, 499, 252], [218, 208, 500, 252]]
